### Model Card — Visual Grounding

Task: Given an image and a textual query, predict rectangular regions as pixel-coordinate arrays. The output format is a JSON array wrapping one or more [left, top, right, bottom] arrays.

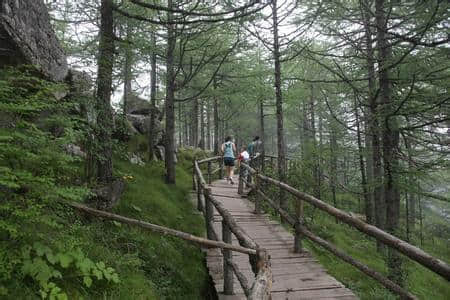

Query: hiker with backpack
[[221, 136, 237, 184], [248, 136, 262, 171], [247, 136, 262, 158]]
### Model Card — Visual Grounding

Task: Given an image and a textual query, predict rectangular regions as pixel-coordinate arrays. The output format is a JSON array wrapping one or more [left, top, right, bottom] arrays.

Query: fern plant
[[0, 66, 118, 298]]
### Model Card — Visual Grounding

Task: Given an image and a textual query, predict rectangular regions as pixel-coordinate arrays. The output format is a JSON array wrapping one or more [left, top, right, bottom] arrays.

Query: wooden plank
[[271, 287, 357, 300], [204, 178, 358, 300]]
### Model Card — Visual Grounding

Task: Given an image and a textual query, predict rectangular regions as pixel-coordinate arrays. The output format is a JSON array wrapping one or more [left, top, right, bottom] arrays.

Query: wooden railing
[[239, 156, 450, 300], [193, 156, 272, 299]]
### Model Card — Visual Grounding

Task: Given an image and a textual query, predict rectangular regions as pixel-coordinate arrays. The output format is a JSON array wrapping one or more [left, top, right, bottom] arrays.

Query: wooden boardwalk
[[205, 178, 358, 300]]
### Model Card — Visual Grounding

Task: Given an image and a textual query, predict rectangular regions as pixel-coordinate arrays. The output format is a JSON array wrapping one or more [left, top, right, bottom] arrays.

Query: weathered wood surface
[[205, 179, 357, 299]]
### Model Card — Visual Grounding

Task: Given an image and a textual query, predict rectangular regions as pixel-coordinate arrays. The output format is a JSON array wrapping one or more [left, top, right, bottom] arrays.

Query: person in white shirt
[[238, 147, 250, 186]]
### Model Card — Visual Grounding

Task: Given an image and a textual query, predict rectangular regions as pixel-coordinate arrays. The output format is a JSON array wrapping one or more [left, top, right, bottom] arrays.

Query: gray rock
[[0, 0, 68, 81], [154, 145, 177, 163], [64, 144, 86, 158], [127, 114, 151, 134], [127, 94, 152, 115], [155, 145, 165, 161], [129, 153, 145, 166], [67, 69, 95, 124], [93, 178, 126, 210]]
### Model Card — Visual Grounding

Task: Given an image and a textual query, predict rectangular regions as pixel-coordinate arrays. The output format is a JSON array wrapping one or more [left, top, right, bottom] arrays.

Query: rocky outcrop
[[93, 178, 126, 210], [124, 95, 163, 144], [127, 114, 151, 135], [127, 94, 153, 115], [0, 0, 68, 81]]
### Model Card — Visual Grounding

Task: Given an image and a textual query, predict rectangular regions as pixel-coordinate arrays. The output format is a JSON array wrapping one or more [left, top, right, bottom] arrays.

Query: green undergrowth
[[303, 211, 450, 300], [0, 67, 212, 299], [95, 155, 210, 299], [256, 164, 450, 300]]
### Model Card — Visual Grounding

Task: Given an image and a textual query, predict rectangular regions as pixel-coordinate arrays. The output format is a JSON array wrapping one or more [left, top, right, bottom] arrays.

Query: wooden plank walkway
[[205, 178, 358, 300]]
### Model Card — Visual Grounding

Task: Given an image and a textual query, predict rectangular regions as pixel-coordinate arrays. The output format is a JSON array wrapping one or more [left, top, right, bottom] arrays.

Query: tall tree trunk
[[355, 96, 371, 218], [96, 0, 114, 183], [123, 23, 132, 116], [164, 0, 176, 184], [207, 99, 211, 150], [310, 85, 320, 199], [200, 99, 205, 149], [272, 0, 287, 222], [361, 0, 381, 228], [376, 0, 403, 286], [183, 104, 189, 146], [403, 132, 416, 233], [148, 32, 157, 160], [330, 120, 338, 213], [259, 97, 265, 172], [213, 79, 219, 155], [178, 102, 182, 147], [191, 98, 199, 147]]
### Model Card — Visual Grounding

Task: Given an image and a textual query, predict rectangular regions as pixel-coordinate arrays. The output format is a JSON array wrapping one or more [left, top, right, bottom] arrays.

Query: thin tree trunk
[[200, 99, 205, 149], [361, 0, 382, 231], [207, 99, 211, 150], [419, 193, 423, 247], [123, 23, 132, 116], [272, 0, 287, 222], [96, 0, 114, 183], [192, 98, 199, 147], [178, 102, 182, 147], [148, 32, 157, 160], [310, 85, 320, 199], [184, 104, 189, 146], [403, 132, 416, 233], [355, 96, 371, 220], [164, 0, 176, 184], [213, 79, 219, 155], [259, 97, 265, 172], [330, 122, 338, 214]]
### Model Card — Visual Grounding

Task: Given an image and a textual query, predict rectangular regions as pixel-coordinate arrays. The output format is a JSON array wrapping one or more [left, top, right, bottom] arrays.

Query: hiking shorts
[[224, 157, 235, 166]]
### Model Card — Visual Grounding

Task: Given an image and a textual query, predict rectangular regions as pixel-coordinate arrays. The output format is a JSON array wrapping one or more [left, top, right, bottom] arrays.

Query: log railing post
[[270, 156, 274, 169], [207, 161, 212, 184], [248, 159, 253, 184], [254, 171, 262, 214], [294, 196, 304, 253], [204, 188, 215, 240], [197, 176, 203, 212], [238, 163, 244, 195], [294, 220, 303, 253], [222, 220, 234, 295], [192, 158, 197, 190], [219, 158, 223, 179]]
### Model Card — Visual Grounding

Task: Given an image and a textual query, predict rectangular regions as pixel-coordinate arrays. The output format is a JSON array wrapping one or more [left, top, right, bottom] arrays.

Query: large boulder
[[126, 112, 163, 137], [0, 0, 68, 81], [127, 114, 151, 134], [92, 178, 126, 210], [127, 94, 152, 115]]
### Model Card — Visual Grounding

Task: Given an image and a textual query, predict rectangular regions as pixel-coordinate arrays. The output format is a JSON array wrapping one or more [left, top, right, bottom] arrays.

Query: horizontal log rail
[[195, 156, 272, 299], [247, 186, 417, 299], [67, 202, 256, 255], [238, 156, 450, 299], [256, 172, 450, 280], [197, 155, 222, 164]]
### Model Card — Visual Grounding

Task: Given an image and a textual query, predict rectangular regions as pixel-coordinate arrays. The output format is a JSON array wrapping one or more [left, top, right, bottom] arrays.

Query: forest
[[0, 0, 449, 299]]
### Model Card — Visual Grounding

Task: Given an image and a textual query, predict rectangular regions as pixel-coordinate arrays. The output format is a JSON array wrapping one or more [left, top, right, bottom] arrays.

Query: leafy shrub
[[0, 67, 118, 298]]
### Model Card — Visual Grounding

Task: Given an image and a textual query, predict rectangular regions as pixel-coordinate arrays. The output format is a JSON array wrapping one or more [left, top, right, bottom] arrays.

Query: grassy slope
[[114, 158, 208, 299], [67, 153, 210, 299], [304, 210, 450, 300]]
